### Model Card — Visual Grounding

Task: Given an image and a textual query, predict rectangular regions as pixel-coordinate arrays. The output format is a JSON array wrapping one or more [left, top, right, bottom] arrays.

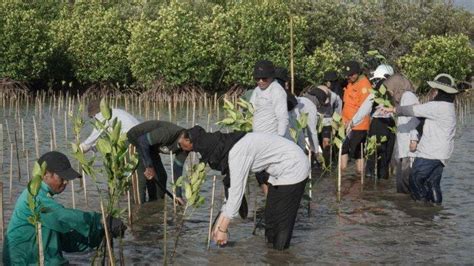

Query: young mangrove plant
[[27, 161, 47, 266], [171, 162, 207, 262], [71, 98, 138, 265], [364, 135, 388, 180], [289, 112, 309, 144], [330, 112, 346, 193], [217, 98, 254, 132]]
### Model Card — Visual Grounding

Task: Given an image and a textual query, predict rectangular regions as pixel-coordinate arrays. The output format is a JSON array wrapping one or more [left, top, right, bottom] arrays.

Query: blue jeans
[[409, 158, 444, 204]]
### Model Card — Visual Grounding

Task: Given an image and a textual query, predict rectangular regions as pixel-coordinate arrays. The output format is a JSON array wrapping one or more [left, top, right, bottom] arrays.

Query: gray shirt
[[222, 133, 310, 219], [397, 101, 456, 164], [249, 81, 289, 136]]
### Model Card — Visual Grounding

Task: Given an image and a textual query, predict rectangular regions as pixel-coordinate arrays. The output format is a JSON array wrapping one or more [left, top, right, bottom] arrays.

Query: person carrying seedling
[[349, 64, 396, 179], [382, 74, 458, 204], [178, 126, 309, 250], [341, 61, 372, 174], [80, 98, 140, 153], [249, 60, 290, 194], [3, 151, 126, 265], [382, 74, 420, 193], [127, 120, 188, 204]]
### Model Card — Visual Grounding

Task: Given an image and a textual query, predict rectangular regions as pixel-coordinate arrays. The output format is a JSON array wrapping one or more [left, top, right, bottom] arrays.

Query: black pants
[[342, 130, 367, 159], [320, 126, 332, 168], [137, 146, 167, 202], [366, 118, 396, 179], [265, 178, 307, 250]]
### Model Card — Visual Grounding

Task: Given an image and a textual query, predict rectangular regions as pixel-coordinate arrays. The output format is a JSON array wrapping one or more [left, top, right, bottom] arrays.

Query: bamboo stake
[[52, 117, 57, 149], [361, 143, 364, 185], [0, 124, 3, 170], [308, 148, 312, 215], [33, 117, 39, 158], [64, 111, 68, 145], [163, 196, 168, 264], [9, 144, 13, 202], [21, 118, 25, 151], [37, 223, 45, 266], [337, 146, 342, 194], [170, 151, 176, 216], [5, 119, 11, 144], [168, 100, 172, 122], [207, 175, 217, 250], [0, 182, 4, 241], [289, 15, 295, 95], [26, 149, 30, 182], [100, 199, 115, 265], [14, 131, 21, 182]]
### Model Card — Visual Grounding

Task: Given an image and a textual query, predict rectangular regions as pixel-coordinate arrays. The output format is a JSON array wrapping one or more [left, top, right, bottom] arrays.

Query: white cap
[[371, 64, 394, 80]]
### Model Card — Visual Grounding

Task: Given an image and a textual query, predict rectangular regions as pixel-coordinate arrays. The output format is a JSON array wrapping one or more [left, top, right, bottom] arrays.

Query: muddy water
[[1, 99, 473, 264]]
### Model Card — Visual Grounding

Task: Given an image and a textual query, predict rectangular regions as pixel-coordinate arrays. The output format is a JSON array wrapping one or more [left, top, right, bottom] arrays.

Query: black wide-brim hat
[[253, 60, 275, 79]]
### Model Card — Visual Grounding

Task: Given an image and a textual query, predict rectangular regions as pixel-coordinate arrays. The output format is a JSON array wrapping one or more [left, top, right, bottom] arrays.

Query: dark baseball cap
[[323, 71, 338, 82], [38, 151, 82, 180], [342, 61, 361, 77], [253, 60, 275, 79]]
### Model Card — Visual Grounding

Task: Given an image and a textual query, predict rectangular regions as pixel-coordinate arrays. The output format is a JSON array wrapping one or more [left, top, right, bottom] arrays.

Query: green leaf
[[332, 112, 341, 122], [96, 138, 112, 154], [379, 84, 387, 95], [100, 98, 112, 120], [333, 137, 343, 149]]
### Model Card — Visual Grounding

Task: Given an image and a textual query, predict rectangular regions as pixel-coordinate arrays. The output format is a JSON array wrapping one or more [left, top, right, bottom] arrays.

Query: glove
[[106, 216, 127, 238]]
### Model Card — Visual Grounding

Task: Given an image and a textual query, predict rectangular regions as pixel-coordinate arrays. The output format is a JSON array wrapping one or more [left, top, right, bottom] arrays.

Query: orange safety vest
[[342, 75, 372, 131]]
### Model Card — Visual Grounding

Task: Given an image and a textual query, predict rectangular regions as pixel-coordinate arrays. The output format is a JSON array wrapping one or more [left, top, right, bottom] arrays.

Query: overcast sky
[[454, 0, 474, 12]]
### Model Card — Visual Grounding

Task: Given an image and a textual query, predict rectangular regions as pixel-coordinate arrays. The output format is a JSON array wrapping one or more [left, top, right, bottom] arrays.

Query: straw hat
[[427, 73, 458, 94]]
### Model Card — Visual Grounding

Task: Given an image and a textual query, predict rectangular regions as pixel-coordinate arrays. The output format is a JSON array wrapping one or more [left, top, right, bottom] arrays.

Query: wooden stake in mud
[[170, 151, 176, 216], [9, 144, 13, 202], [360, 143, 364, 185], [337, 146, 342, 194], [207, 175, 217, 250], [26, 149, 30, 182], [14, 131, 21, 182], [37, 223, 45, 266], [289, 15, 295, 95], [64, 111, 68, 145], [0, 124, 3, 170], [163, 196, 168, 264], [0, 182, 4, 240], [100, 199, 115, 265], [308, 148, 312, 215], [21, 118, 25, 151], [33, 116, 40, 158]]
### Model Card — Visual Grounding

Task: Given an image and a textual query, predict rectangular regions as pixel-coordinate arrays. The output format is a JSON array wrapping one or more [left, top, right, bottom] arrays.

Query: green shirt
[[3, 181, 104, 265]]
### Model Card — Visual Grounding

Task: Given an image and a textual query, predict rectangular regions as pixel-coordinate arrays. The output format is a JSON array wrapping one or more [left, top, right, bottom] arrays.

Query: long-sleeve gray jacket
[[250, 81, 289, 137], [222, 133, 309, 219], [396, 101, 456, 164], [394, 91, 420, 159]]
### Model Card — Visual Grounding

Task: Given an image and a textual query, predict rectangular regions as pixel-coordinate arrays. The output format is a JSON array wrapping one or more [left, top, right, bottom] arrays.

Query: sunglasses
[[254, 77, 270, 82]]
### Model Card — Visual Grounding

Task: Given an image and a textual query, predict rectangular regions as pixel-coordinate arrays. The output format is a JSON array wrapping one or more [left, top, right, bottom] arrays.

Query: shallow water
[[0, 98, 473, 264]]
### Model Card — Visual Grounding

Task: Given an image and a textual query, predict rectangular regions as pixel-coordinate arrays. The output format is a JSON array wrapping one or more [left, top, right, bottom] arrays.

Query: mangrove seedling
[[289, 112, 309, 144], [217, 98, 254, 132], [27, 161, 47, 265], [171, 162, 207, 262]]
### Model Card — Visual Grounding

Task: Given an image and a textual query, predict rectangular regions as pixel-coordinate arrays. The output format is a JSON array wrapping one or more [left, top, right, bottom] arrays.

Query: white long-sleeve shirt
[[80, 108, 140, 152], [351, 92, 393, 127], [222, 133, 309, 219], [294, 97, 319, 153], [249, 81, 289, 136], [397, 100, 456, 164], [394, 91, 420, 159]]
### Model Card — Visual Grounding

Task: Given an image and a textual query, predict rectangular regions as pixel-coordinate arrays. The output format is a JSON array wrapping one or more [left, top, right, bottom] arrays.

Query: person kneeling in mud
[[178, 126, 310, 250], [382, 74, 458, 204]]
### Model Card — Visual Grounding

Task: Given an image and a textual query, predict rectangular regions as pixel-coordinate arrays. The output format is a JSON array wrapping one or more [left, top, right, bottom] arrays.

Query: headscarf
[[187, 125, 246, 176], [383, 74, 415, 106]]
